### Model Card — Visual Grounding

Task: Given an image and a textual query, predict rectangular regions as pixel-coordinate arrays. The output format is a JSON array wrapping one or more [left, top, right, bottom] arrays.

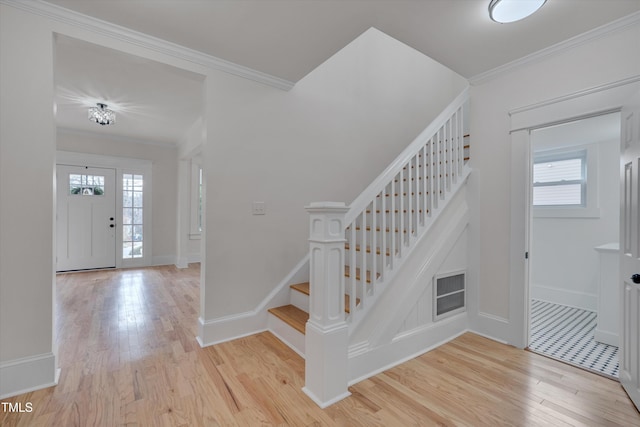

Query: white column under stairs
[[302, 202, 351, 408]]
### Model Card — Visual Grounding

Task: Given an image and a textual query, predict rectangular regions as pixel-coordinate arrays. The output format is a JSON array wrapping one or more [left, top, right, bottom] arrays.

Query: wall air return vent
[[434, 271, 466, 321]]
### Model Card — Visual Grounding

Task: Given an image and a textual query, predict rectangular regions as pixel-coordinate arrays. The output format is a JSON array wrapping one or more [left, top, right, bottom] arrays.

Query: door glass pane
[[69, 173, 105, 196]]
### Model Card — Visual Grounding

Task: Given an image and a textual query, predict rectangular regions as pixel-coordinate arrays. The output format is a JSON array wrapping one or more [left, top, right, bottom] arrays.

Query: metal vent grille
[[434, 272, 465, 320]]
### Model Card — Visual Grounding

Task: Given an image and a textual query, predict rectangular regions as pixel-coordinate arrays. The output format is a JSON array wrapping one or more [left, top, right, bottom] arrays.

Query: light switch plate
[[252, 201, 266, 215]]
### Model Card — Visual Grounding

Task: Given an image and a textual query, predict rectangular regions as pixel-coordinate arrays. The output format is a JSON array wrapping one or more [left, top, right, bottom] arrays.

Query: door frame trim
[[507, 76, 640, 348], [56, 151, 153, 269]]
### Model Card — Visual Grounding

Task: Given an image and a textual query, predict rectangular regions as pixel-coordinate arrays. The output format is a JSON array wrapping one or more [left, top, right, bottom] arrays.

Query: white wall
[[202, 27, 467, 322], [469, 20, 640, 344], [0, 4, 58, 397], [57, 130, 179, 264], [0, 1, 215, 398], [530, 136, 620, 310]]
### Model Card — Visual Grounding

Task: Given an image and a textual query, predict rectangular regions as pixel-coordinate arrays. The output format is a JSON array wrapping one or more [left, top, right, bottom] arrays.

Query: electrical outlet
[[252, 201, 266, 215]]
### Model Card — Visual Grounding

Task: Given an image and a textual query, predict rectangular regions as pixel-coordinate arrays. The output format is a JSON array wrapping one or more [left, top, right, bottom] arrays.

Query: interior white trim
[[56, 151, 153, 269], [1, 0, 295, 91], [197, 255, 309, 346], [267, 314, 306, 358], [509, 75, 640, 132], [0, 352, 59, 399], [57, 150, 152, 169], [348, 315, 467, 386], [508, 77, 640, 350], [152, 255, 177, 266], [57, 127, 178, 149], [470, 12, 640, 85], [509, 76, 640, 118]]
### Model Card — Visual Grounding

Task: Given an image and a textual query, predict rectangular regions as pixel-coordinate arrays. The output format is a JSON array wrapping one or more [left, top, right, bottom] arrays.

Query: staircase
[[267, 88, 471, 407]]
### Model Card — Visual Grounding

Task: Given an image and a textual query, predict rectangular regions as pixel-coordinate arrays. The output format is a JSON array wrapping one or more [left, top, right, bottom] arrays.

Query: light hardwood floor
[[1, 264, 638, 426]]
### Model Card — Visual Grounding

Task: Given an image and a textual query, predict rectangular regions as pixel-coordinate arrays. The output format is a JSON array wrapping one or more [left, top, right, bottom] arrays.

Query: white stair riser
[[268, 312, 305, 358], [290, 288, 309, 313]]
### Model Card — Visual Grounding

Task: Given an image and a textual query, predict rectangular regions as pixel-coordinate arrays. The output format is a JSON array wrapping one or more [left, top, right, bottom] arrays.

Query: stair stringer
[[347, 185, 470, 383]]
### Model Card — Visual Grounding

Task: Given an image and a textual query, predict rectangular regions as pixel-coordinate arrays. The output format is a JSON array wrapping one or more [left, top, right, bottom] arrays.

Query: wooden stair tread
[[268, 304, 308, 334], [289, 282, 359, 313], [290, 282, 310, 295]]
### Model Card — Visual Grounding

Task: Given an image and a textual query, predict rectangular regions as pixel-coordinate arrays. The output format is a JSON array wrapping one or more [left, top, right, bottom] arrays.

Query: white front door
[[620, 90, 640, 410], [56, 165, 116, 271]]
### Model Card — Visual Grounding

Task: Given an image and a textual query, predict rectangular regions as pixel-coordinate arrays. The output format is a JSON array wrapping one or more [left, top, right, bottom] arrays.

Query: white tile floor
[[529, 299, 619, 378]]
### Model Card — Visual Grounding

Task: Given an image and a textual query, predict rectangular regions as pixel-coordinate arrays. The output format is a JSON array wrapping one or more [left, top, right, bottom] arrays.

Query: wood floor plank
[[2, 264, 638, 426]]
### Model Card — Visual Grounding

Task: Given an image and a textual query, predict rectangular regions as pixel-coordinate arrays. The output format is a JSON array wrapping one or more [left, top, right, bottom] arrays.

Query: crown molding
[[470, 10, 640, 85], [1, 0, 295, 91], [508, 74, 640, 117]]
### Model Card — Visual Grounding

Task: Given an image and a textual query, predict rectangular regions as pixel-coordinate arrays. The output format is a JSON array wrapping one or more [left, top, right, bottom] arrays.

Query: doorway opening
[[527, 112, 621, 378]]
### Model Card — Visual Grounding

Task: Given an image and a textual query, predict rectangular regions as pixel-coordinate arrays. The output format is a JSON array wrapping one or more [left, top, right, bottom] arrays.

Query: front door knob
[[631, 274, 640, 284]]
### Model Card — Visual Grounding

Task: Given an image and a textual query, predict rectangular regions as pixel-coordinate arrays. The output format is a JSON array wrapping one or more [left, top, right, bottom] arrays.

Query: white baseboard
[[175, 253, 201, 269], [175, 256, 189, 269], [152, 255, 177, 266], [0, 353, 59, 399], [197, 255, 309, 347], [531, 285, 597, 311], [197, 313, 268, 347], [302, 387, 351, 409], [348, 313, 467, 385], [594, 328, 619, 347], [467, 311, 512, 346]]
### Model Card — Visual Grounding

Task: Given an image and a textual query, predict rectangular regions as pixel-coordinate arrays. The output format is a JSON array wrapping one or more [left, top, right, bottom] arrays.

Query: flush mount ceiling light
[[489, 0, 547, 23], [88, 102, 116, 126]]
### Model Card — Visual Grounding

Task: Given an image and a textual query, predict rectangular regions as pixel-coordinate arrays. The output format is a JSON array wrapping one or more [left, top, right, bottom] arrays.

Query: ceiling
[[55, 34, 204, 146], [47, 0, 640, 146]]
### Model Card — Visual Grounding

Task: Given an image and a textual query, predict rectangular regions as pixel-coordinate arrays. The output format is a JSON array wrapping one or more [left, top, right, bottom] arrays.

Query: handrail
[[345, 86, 469, 226], [342, 86, 470, 320], [304, 87, 471, 406]]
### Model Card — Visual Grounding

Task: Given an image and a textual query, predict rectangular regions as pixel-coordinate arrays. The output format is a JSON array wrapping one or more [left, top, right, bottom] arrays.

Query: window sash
[[533, 152, 586, 207]]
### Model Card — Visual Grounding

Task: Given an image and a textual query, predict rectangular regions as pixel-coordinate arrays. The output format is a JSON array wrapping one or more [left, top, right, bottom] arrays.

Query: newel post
[[302, 202, 351, 408]]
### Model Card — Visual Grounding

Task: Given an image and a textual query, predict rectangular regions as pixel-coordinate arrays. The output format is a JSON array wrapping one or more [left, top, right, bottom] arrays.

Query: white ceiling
[[55, 34, 204, 146], [47, 0, 640, 146]]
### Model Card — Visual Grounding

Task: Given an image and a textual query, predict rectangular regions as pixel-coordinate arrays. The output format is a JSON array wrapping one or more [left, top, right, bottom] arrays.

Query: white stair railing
[[343, 88, 470, 326], [304, 87, 470, 406]]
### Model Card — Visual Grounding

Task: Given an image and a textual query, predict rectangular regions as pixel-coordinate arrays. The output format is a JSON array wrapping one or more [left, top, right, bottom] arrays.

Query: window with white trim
[[122, 173, 144, 259], [532, 144, 600, 218], [533, 151, 586, 207], [189, 160, 203, 239]]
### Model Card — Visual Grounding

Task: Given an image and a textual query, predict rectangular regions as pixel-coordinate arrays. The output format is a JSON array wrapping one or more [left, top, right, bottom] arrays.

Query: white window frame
[[532, 143, 600, 218], [56, 151, 153, 268], [189, 159, 203, 240]]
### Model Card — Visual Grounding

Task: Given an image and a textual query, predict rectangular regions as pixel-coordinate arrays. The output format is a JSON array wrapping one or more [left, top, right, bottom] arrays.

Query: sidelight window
[[122, 173, 143, 258]]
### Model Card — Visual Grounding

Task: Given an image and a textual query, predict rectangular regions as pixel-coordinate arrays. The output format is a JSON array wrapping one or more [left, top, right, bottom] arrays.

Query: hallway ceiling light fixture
[[489, 0, 547, 23], [88, 102, 116, 126]]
